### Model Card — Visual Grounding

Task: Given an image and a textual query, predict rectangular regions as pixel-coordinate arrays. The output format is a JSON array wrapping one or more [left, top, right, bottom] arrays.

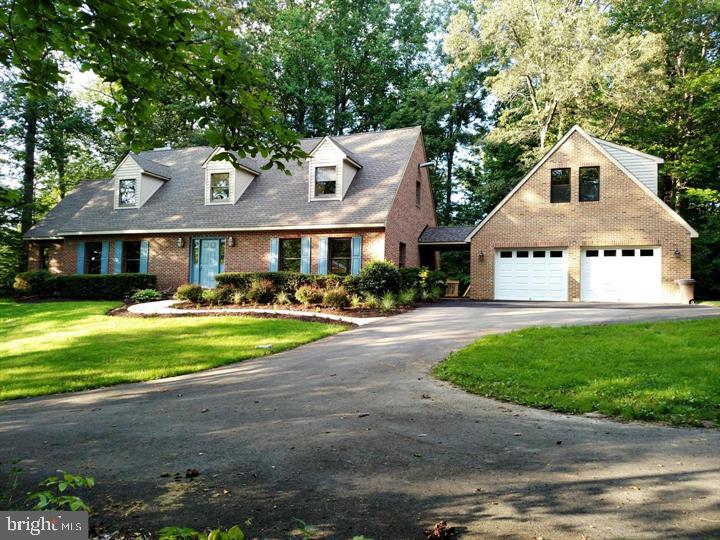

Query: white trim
[[114, 178, 139, 210], [201, 147, 261, 175], [206, 170, 235, 205], [307, 136, 363, 169], [465, 125, 698, 241], [308, 164, 342, 202], [40, 223, 386, 238], [418, 241, 468, 246], [591, 137, 664, 163]]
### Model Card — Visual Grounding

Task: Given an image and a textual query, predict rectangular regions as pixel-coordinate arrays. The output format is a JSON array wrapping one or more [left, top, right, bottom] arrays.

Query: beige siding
[[308, 138, 358, 201], [594, 139, 660, 194]]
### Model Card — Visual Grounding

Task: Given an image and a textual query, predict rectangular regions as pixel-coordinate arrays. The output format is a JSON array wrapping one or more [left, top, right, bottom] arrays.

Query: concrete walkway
[[1, 301, 719, 539], [127, 299, 385, 326]]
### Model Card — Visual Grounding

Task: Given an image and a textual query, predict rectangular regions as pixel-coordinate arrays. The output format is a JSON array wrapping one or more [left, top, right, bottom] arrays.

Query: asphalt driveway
[[1, 301, 719, 539]]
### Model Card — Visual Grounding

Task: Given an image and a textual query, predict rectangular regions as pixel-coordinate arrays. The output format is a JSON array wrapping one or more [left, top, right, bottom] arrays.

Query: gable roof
[[308, 136, 363, 169], [25, 127, 422, 239], [200, 147, 262, 175], [419, 225, 473, 244], [116, 152, 172, 180], [465, 125, 698, 241]]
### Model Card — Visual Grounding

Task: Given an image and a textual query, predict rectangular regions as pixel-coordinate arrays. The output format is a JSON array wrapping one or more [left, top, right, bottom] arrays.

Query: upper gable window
[[579, 166, 600, 202], [550, 168, 570, 203], [210, 172, 230, 202], [416, 180, 421, 207], [314, 166, 337, 198], [118, 179, 137, 207]]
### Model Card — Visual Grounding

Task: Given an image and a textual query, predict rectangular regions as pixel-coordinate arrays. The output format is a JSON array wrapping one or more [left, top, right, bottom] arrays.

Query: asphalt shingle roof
[[127, 152, 172, 179], [26, 127, 421, 238], [418, 225, 473, 244]]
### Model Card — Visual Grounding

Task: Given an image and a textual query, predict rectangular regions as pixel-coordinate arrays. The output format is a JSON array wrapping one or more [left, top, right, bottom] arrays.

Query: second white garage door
[[494, 249, 568, 301], [581, 247, 662, 302]]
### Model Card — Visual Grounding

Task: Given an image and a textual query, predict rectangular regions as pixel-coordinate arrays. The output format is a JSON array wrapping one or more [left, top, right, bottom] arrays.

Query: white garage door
[[494, 249, 568, 301], [581, 247, 662, 302]]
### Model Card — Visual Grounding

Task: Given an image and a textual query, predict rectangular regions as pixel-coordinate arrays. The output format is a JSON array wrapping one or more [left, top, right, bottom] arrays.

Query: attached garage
[[581, 247, 662, 303], [494, 249, 568, 301]]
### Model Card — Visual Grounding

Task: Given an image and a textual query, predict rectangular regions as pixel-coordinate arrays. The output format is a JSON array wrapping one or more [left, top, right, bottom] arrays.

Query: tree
[[445, 0, 665, 163]]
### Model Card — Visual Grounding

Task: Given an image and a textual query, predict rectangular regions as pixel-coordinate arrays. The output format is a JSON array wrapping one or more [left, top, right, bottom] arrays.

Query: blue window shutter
[[317, 237, 328, 275], [100, 240, 110, 274], [300, 237, 311, 274], [113, 241, 123, 274], [351, 236, 362, 275], [76, 242, 85, 274], [269, 238, 279, 271], [139, 240, 149, 273]]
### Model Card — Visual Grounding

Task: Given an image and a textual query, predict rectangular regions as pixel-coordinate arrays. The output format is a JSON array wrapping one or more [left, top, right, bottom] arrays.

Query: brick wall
[[29, 227, 385, 292], [469, 131, 693, 302], [384, 132, 438, 267]]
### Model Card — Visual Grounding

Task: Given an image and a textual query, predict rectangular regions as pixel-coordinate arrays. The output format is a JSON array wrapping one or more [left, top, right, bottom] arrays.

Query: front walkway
[[1, 301, 719, 538]]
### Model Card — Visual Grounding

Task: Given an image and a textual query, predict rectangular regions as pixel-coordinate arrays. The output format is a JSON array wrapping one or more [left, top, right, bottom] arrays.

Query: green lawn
[[0, 299, 344, 400], [434, 318, 720, 426]]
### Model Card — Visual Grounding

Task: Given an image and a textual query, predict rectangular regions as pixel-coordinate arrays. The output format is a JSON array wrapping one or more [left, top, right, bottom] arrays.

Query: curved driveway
[[1, 301, 719, 539]]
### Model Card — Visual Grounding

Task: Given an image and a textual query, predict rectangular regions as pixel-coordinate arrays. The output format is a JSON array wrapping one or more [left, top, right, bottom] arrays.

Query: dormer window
[[118, 179, 137, 207], [314, 166, 337, 197], [210, 172, 231, 202]]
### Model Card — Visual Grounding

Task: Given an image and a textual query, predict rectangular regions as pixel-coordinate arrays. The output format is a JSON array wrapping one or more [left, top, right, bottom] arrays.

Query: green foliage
[[158, 525, 245, 540], [130, 289, 163, 303], [363, 293, 380, 309], [380, 292, 397, 312], [201, 288, 225, 307], [295, 285, 323, 306], [398, 267, 447, 299], [398, 289, 417, 306], [231, 290, 246, 305], [358, 261, 401, 297], [683, 188, 720, 298], [350, 294, 363, 309], [0, 459, 22, 510], [342, 274, 362, 295], [322, 286, 350, 309], [245, 278, 275, 304], [176, 284, 204, 304], [216, 272, 343, 294], [28, 471, 94, 512], [434, 318, 720, 426], [274, 290, 292, 305], [13, 271, 156, 299]]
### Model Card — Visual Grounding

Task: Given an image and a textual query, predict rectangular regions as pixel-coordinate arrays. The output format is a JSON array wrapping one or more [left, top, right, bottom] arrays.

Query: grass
[[434, 318, 720, 426], [699, 300, 720, 306], [0, 299, 345, 401]]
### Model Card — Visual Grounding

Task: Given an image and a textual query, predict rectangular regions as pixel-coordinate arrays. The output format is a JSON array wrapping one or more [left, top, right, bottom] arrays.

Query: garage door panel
[[494, 249, 568, 301], [581, 247, 661, 302]]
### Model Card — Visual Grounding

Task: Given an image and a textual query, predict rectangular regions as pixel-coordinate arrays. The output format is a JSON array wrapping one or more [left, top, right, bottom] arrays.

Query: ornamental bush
[[295, 285, 323, 305], [130, 289, 163, 303], [14, 271, 156, 300], [176, 283, 203, 303], [216, 272, 344, 294], [245, 278, 275, 304], [358, 261, 400, 296], [322, 286, 349, 309]]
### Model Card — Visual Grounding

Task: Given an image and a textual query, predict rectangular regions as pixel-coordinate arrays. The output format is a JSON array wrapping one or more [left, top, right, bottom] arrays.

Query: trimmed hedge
[[216, 271, 346, 293], [358, 261, 401, 296], [13, 271, 157, 300]]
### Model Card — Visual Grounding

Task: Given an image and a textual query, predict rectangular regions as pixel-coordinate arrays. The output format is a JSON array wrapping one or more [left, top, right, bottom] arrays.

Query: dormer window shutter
[[317, 237, 328, 275], [351, 236, 362, 275], [269, 238, 279, 271], [100, 241, 110, 275], [139, 240, 149, 273], [300, 237, 311, 274]]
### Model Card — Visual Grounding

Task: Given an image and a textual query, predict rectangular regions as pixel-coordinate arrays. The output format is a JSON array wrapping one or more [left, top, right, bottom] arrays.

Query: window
[[280, 238, 302, 272], [533, 251, 545, 258], [118, 179, 137, 207], [550, 250, 563, 258], [551, 168, 571, 203], [39, 246, 50, 270], [586, 250, 599, 257], [123, 241, 141, 273], [516, 251, 529, 258], [500, 251, 512, 258], [622, 249, 635, 257], [85, 242, 103, 274], [329, 238, 351, 275], [640, 249, 654, 257], [604, 249, 616, 257], [210, 172, 230, 201], [399, 242, 407, 268], [415, 180, 421, 207], [579, 166, 600, 202], [314, 166, 337, 197]]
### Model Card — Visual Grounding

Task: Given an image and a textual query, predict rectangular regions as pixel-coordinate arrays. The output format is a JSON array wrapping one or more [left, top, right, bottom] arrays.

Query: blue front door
[[191, 238, 224, 287]]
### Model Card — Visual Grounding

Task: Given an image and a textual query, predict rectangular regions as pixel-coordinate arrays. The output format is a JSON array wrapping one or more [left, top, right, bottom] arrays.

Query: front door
[[191, 238, 224, 288]]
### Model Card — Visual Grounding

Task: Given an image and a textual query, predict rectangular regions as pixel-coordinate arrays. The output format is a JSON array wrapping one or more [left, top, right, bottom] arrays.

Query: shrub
[[231, 290, 246, 305], [358, 261, 400, 296], [176, 283, 203, 303], [398, 288, 416, 306], [363, 293, 379, 309], [322, 286, 349, 309], [246, 278, 275, 304], [399, 267, 448, 297], [130, 289, 163, 303], [274, 290, 292, 305], [13, 270, 52, 296], [216, 271, 345, 295], [13, 272, 157, 300], [399, 267, 422, 291], [295, 285, 323, 305], [380, 291, 397, 311], [342, 274, 361, 295], [350, 294, 363, 308], [201, 288, 225, 306]]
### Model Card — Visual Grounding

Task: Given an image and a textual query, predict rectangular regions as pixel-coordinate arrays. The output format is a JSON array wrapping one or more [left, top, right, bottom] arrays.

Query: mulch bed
[[171, 301, 413, 318]]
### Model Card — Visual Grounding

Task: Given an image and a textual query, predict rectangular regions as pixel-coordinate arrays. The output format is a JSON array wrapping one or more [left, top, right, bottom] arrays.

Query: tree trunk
[[19, 99, 38, 271], [56, 143, 67, 199], [444, 149, 454, 223]]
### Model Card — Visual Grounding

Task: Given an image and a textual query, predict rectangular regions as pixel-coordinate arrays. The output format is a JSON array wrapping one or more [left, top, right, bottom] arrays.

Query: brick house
[[25, 127, 437, 291], [26, 124, 697, 303], [419, 125, 697, 303]]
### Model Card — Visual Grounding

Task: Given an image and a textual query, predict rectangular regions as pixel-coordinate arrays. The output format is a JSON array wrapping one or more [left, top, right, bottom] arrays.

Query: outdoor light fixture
[[418, 161, 435, 169], [227, 236, 235, 247], [177, 237, 185, 248], [478, 250, 485, 260], [674, 248, 681, 257]]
